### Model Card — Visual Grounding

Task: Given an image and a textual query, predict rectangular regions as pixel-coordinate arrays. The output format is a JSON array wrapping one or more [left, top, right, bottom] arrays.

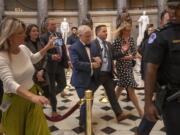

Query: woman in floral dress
[[112, 22, 143, 117]]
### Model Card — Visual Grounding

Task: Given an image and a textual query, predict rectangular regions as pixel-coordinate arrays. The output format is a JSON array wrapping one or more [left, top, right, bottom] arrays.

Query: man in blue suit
[[69, 25, 101, 131]]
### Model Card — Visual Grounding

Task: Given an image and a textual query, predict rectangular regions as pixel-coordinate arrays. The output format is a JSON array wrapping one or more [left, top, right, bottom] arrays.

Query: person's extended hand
[[92, 57, 102, 65], [92, 61, 101, 69], [31, 95, 49, 106], [145, 103, 159, 122], [121, 55, 134, 60], [52, 54, 61, 61], [46, 36, 57, 50]]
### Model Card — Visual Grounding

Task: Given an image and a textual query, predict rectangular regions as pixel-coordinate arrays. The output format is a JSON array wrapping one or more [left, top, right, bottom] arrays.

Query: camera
[[54, 38, 63, 46], [54, 38, 63, 58]]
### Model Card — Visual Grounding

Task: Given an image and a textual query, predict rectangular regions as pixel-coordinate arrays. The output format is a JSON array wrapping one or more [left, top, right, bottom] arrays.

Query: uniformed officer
[[136, 10, 170, 135], [144, 0, 180, 135]]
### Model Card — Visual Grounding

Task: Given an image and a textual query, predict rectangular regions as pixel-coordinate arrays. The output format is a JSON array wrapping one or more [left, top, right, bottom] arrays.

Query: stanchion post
[[85, 90, 92, 135]]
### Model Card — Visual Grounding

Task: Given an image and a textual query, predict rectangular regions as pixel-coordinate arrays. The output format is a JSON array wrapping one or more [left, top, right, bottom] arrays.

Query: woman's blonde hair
[[113, 21, 132, 39], [0, 16, 25, 51]]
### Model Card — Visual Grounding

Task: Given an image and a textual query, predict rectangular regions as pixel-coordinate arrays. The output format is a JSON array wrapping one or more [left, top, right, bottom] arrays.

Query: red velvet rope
[[44, 100, 84, 122]]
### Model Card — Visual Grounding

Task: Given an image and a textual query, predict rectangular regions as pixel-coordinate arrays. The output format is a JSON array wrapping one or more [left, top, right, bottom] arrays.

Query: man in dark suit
[[91, 25, 129, 123], [40, 18, 69, 119], [69, 25, 101, 131]]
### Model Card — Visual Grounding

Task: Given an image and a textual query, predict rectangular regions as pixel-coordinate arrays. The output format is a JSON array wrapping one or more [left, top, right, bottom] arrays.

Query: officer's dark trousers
[[163, 101, 180, 135], [137, 116, 156, 135], [48, 69, 66, 112], [99, 72, 122, 116]]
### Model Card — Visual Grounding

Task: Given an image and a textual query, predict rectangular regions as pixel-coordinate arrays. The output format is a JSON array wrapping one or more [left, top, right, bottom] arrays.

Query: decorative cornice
[[4, 9, 157, 17]]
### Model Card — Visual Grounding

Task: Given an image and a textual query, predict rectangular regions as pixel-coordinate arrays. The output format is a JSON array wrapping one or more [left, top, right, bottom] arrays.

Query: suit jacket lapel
[[106, 41, 113, 59], [79, 41, 90, 62], [95, 38, 113, 59], [95, 39, 103, 59]]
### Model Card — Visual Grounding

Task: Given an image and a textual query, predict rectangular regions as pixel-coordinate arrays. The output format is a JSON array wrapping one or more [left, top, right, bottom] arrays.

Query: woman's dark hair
[[71, 27, 78, 31], [25, 24, 39, 41]]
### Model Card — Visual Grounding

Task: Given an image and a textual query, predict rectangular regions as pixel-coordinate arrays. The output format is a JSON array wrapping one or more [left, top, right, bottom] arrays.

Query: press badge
[[0, 100, 11, 112], [103, 57, 108, 63]]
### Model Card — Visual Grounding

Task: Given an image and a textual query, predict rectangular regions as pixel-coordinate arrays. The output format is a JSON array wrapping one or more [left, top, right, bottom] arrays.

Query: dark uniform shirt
[[67, 34, 79, 45], [139, 28, 161, 80], [144, 22, 180, 86]]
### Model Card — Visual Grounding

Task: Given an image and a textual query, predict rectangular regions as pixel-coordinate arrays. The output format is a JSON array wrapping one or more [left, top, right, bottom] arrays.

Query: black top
[[139, 28, 160, 80], [31, 40, 38, 51], [67, 34, 79, 45], [144, 22, 180, 85]]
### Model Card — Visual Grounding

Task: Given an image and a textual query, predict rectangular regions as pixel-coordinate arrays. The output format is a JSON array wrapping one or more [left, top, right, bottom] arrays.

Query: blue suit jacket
[[69, 40, 93, 88]]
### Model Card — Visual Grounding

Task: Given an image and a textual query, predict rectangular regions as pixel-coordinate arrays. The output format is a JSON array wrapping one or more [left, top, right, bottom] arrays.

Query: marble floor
[[44, 69, 165, 135]]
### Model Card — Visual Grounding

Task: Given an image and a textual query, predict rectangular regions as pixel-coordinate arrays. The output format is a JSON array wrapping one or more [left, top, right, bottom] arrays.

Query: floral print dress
[[112, 37, 138, 88]]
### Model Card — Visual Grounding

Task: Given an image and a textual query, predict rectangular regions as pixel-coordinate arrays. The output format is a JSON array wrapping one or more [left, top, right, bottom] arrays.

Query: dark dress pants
[[162, 100, 180, 135], [99, 72, 122, 116], [48, 68, 66, 112]]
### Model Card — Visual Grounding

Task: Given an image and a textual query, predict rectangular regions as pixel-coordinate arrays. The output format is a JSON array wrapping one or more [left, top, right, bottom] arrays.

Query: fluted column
[[78, 0, 88, 26], [37, 0, 48, 28], [0, 0, 4, 22], [117, 0, 127, 14]]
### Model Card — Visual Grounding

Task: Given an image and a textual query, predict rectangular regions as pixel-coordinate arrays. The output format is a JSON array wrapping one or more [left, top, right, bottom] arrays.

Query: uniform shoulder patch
[[148, 33, 157, 44]]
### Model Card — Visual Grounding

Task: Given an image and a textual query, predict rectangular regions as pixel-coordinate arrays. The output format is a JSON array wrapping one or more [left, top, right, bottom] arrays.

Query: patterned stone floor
[[44, 68, 165, 135]]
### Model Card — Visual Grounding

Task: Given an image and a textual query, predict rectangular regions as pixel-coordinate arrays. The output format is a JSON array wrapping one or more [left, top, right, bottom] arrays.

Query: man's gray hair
[[78, 25, 91, 36]]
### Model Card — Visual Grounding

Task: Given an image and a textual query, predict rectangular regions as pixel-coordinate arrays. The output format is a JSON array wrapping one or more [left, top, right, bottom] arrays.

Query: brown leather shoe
[[116, 112, 130, 122]]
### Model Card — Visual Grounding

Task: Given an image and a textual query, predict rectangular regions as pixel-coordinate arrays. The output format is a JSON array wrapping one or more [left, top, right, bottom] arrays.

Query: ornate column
[[78, 0, 88, 26], [117, 0, 127, 14], [37, 0, 48, 28], [0, 0, 4, 22]]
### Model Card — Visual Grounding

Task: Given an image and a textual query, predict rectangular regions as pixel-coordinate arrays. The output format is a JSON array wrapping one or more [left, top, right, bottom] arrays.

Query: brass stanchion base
[[99, 96, 109, 103]]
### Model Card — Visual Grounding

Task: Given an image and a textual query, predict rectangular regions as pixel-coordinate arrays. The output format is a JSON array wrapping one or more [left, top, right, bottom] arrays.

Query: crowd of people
[[0, 0, 179, 135]]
